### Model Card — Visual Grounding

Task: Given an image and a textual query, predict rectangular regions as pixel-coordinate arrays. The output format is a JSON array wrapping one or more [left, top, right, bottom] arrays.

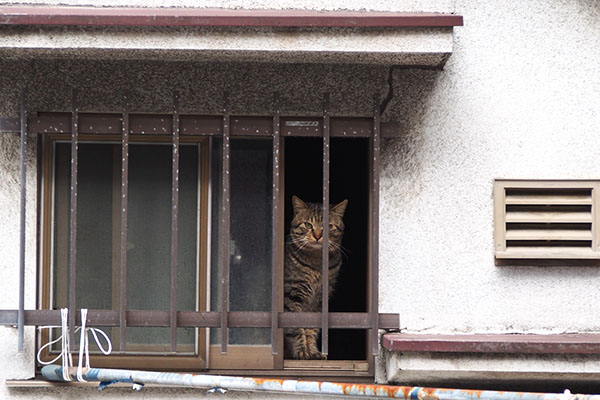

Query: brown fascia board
[[0, 6, 463, 28]]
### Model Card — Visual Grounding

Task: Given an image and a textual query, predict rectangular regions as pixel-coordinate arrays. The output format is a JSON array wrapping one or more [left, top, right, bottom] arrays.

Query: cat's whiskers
[[328, 241, 350, 258]]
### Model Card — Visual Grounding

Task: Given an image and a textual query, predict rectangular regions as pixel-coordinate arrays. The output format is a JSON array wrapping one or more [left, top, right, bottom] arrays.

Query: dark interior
[[284, 136, 369, 360]]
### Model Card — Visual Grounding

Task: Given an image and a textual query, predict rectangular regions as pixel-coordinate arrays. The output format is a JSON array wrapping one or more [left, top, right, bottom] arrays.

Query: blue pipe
[[42, 365, 600, 399]]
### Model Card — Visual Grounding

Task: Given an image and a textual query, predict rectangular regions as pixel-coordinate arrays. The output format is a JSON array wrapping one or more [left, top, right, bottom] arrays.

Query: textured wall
[[379, 0, 600, 335], [0, 0, 454, 12], [2, 0, 600, 395]]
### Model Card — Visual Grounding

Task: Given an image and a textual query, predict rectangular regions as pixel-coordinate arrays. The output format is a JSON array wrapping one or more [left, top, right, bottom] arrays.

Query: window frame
[[39, 133, 211, 371], [494, 179, 600, 260], [26, 92, 400, 377]]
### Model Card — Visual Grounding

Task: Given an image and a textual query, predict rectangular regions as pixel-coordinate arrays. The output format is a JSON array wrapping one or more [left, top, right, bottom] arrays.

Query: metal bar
[[220, 94, 231, 353], [170, 92, 180, 353], [27, 113, 401, 138], [0, 7, 465, 28], [119, 93, 130, 352], [321, 93, 331, 356], [371, 93, 381, 356], [271, 93, 281, 356], [0, 309, 400, 329], [17, 89, 27, 352], [68, 89, 79, 348], [41, 365, 599, 400]]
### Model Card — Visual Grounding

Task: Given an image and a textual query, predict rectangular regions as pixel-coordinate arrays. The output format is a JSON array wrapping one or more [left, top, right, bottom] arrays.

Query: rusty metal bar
[[321, 93, 331, 357], [17, 89, 27, 352], [0, 7, 464, 28], [68, 89, 79, 347], [171, 93, 179, 353], [27, 112, 401, 138], [371, 94, 381, 356], [0, 309, 400, 330], [271, 93, 281, 356], [220, 94, 231, 353], [170, 92, 180, 353], [119, 92, 130, 352]]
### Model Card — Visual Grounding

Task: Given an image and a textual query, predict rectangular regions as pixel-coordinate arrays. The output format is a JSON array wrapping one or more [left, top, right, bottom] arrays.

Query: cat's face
[[289, 195, 348, 252]]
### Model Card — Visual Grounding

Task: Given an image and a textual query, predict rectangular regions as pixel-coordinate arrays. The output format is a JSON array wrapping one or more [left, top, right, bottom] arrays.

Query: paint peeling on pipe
[[42, 365, 600, 400]]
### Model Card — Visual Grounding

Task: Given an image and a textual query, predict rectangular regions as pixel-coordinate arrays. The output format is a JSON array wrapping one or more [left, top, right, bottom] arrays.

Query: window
[[32, 94, 399, 377], [494, 180, 600, 259]]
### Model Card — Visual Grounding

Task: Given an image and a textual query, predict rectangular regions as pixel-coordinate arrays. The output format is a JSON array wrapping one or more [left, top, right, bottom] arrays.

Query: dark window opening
[[285, 137, 369, 361]]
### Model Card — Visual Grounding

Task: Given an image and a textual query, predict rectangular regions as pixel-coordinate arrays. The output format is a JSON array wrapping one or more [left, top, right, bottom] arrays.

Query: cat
[[284, 195, 348, 360]]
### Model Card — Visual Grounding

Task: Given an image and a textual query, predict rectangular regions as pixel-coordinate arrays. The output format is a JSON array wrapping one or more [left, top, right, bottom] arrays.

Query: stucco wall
[[380, 0, 600, 335], [1, 0, 600, 396]]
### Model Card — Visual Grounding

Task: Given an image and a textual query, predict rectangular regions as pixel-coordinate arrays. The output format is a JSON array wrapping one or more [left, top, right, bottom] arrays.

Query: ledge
[[0, 6, 461, 66], [0, 6, 463, 28], [383, 333, 600, 354]]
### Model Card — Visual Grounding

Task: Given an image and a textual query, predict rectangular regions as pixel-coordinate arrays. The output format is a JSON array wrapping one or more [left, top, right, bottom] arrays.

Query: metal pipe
[[17, 88, 27, 352], [41, 365, 600, 400]]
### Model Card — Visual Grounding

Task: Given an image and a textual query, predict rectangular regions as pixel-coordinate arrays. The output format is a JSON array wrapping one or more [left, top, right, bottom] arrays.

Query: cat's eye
[[329, 224, 336, 231], [304, 222, 313, 229]]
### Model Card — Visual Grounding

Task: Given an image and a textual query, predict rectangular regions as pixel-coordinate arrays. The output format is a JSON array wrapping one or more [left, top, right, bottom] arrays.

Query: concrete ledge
[[383, 334, 600, 387], [0, 25, 455, 66]]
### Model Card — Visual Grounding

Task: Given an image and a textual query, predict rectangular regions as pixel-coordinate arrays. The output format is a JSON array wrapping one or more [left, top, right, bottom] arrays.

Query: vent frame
[[494, 180, 600, 259]]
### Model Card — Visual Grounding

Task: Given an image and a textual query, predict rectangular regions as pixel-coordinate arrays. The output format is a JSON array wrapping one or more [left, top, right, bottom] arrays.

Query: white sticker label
[[285, 121, 319, 127]]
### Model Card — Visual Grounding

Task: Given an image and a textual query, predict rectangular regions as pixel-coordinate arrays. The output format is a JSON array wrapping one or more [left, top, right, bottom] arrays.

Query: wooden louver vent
[[494, 181, 600, 259]]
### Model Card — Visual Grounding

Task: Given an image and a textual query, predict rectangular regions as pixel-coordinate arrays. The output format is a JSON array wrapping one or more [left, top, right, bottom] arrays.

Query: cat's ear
[[292, 195, 309, 213], [331, 199, 348, 216]]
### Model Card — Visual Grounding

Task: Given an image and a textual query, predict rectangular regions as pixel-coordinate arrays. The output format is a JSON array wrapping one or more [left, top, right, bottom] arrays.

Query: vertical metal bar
[[119, 92, 129, 352], [69, 89, 79, 347], [321, 93, 330, 357], [220, 94, 231, 353], [371, 93, 381, 356], [271, 93, 281, 356], [170, 92, 181, 353], [17, 88, 27, 352]]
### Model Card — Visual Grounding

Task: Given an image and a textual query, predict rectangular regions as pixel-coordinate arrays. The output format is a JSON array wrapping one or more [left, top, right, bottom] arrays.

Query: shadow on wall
[[381, 67, 441, 202]]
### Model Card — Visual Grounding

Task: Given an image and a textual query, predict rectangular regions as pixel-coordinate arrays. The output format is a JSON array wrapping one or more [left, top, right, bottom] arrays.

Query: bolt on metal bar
[[220, 94, 231, 354], [170, 92, 180, 353], [17, 89, 27, 352], [271, 92, 281, 356], [371, 93, 381, 356], [119, 92, 130, 352], [69, 89, 79, 348], [321, 92, 331, 356]]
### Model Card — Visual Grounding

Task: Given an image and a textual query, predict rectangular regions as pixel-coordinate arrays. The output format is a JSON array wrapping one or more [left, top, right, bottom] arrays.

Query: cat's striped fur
[[284, 195, 348, 360]]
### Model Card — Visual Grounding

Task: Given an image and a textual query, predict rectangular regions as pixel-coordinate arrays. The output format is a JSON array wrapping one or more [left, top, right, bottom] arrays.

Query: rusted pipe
[[42, 365, 600, 400]]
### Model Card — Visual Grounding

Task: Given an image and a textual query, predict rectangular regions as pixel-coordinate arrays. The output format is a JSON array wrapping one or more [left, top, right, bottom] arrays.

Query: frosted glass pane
[[52, 142, 200, 354]]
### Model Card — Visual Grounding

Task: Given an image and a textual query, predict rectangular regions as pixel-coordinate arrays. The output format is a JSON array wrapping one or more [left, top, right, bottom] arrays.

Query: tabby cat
[[284, 195, 348, 360]]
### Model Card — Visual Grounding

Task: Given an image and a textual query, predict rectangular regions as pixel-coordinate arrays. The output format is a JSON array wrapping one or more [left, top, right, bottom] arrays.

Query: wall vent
[[494, 180, 600, 259]]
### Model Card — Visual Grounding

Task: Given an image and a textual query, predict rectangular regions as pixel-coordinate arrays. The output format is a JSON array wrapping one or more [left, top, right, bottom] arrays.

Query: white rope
[[36, 308, 112, 382]]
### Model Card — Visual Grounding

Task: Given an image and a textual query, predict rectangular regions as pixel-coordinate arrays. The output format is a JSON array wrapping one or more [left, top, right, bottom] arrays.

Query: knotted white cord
[[36, 308, 112, 382]]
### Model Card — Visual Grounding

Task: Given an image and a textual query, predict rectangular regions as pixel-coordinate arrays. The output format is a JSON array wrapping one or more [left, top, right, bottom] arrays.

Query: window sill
[[382, 333, 600, 354]]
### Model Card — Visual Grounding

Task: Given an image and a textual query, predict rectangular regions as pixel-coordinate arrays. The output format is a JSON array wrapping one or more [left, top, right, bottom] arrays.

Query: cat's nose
[[313, 228, 322, 241]]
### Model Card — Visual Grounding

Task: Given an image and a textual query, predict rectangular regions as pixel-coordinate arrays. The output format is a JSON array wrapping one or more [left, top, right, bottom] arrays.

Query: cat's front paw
[[309, 351, 327, 360]]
